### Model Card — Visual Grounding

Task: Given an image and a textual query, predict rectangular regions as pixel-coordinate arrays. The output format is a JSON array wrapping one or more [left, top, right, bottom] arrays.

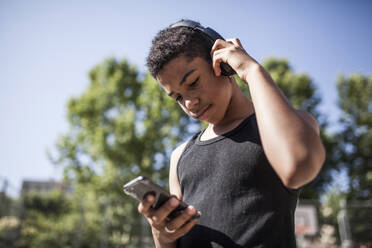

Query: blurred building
[[21, 180, 72, 194]]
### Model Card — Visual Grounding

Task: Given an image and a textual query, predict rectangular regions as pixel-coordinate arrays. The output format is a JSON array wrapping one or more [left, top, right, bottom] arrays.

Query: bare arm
[[243, 65, 325, 189], [211, 38, 326, 189]]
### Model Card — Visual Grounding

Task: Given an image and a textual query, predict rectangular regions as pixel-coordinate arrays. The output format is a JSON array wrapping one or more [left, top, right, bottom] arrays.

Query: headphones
[[169, 20, 236, 77]]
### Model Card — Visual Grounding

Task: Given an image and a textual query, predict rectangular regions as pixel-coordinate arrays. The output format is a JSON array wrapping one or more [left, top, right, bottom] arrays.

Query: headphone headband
[[169, 20, 224, 43], [169, 20, 236, 76]]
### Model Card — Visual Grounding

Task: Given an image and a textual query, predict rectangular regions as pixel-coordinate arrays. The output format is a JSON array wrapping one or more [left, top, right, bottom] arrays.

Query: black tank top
[[177, 114, 298, 248]]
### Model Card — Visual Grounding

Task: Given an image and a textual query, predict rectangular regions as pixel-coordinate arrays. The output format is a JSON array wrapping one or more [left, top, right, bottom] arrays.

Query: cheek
[[213, 80, 232, 104]]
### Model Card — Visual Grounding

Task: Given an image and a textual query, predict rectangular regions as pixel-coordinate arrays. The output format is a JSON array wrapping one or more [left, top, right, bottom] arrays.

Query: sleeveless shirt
[[177, 114, 299, 248]]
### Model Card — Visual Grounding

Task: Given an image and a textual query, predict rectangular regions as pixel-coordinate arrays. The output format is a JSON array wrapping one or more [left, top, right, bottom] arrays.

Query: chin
[[202, 114, 222, 125]]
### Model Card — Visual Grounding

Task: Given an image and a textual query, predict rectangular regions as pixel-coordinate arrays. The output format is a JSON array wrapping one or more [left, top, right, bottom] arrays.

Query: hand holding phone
[[124, 176, 201, 246], [123, 176, 200, 220]]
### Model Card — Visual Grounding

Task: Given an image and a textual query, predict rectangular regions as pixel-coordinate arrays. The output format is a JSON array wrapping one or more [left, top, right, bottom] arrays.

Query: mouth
[[195, 105, 211, 119]]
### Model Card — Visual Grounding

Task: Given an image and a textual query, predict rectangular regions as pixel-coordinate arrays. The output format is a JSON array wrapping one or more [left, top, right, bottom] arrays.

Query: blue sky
[[1, 0, 371, 196]]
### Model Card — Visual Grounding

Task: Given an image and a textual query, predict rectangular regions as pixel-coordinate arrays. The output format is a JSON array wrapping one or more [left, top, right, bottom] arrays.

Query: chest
[[178, 137, 273, 194]]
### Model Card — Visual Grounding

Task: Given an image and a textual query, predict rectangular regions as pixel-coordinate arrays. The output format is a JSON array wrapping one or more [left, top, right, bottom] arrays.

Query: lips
[[195, 105, 211, 119]]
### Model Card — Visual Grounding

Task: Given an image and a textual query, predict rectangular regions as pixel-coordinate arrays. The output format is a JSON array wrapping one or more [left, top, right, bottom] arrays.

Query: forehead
[[157, 56, 193, 84], [156, 56, 208, 88]]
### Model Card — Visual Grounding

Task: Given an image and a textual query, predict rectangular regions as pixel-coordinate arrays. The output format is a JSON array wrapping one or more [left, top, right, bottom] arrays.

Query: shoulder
[[169, 141, 189, 199], [171, 141, 189, 163], [171, 131, 200, 164]]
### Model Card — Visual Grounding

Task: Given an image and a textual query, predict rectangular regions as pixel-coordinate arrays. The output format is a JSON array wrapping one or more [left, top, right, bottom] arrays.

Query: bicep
[[284, 110, 325, 189]]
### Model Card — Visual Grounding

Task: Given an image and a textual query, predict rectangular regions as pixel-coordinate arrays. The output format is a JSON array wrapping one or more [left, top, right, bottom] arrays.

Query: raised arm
[[211, 38, 326, 189]]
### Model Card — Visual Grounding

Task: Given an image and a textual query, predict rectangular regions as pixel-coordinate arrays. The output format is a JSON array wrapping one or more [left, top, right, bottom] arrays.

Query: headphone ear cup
[[220, 62, 236, 76], [169, 20, 237, 77], [203, 28, 236, 76]]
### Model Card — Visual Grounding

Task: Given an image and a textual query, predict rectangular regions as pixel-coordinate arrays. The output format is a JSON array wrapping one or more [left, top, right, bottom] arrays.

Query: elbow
[[281, 145, 326, 189], [281, 163, 319, 190], [282, 169, 317, 190]]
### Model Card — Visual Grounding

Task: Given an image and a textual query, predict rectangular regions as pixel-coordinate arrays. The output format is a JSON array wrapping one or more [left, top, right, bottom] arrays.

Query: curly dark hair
[[146, 19, 213, 78]]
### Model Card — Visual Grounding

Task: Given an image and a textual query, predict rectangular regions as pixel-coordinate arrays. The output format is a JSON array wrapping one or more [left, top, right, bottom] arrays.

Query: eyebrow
[[167, 69, 196, 97]]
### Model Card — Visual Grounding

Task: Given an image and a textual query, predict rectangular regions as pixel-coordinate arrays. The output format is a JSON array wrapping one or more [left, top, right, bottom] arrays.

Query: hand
[[210, 38, 259, 80], [138, 194, 201, 246]]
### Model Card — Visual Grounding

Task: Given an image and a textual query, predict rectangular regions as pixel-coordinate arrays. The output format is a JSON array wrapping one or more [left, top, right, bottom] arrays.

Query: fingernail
[[169, 197, 179, 207], [195, 211, 202, 218], [186, 206, 195, 215]]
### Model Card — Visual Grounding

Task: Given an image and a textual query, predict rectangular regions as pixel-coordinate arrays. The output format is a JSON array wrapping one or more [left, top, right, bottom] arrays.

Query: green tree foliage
[[51, 57, 196, 247], [336, 74, 372, 200], [0, 216, 20, 248], [19, 191, 74, 248], [263, 58, 320, 112], [0, 192, 13, 217], [319, 187, 346, 244], [20, 57, 343, 247], [336, 74, 372, 244], [22, 191, 70, 216]]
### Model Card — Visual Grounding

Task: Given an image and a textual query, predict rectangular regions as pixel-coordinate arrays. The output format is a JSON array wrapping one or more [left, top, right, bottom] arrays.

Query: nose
[[184, 97, 199, 112]]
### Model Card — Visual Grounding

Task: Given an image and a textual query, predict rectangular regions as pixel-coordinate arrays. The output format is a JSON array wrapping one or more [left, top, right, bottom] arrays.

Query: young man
[[138, 19, 325, 248]]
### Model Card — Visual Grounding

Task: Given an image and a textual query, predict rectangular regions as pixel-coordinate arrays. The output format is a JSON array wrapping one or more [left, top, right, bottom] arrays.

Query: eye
[[190, 78, 199, 87], [176, 94, 183, 102]]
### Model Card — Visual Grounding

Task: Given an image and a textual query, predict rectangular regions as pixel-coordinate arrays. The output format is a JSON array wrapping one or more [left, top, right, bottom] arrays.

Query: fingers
[[164, 209, 201, 239], [210, 38, 251, 77], [226, 38, 243, 48], [165, 205, 198, 231], [210, 38, 243, 55], [138, 194, 155, 218], [137, 195, 201, 243], [176, 213, 200, 235], [211, 47, 231, 76], [151, 197, 179, 225], [211, 38, 228, 53], [210, 38, 238, 76]]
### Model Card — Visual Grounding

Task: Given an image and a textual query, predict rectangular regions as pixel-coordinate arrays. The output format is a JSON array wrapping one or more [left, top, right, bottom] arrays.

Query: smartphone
[[123, 176, 200, 220]]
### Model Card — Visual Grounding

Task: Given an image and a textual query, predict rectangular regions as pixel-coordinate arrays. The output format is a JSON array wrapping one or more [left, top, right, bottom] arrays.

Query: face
[[156, 55, 233, 124]]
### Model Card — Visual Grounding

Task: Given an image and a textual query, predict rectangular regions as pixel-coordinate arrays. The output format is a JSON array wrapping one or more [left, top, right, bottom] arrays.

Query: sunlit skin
[[138, 56, 255, 248], [155, 55, 254, 135], [138, 38, 326, 248]]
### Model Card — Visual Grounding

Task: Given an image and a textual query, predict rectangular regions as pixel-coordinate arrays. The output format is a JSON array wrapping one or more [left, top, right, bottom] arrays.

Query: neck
[[210, 78, 254, 134]]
